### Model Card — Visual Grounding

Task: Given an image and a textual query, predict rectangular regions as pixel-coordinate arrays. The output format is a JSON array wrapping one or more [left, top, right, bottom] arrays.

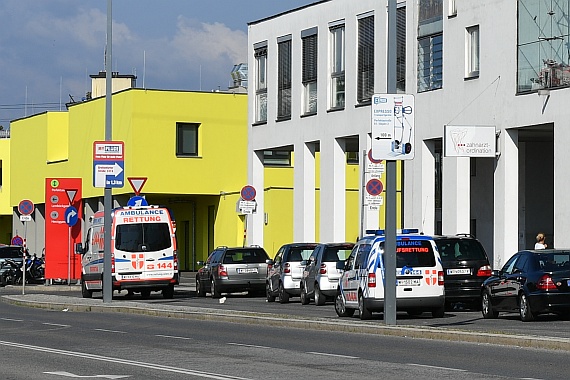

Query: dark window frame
[[176, 122, 199, 157]]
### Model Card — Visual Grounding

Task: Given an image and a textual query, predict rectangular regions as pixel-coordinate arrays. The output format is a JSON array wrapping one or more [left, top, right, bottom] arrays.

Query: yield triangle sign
[[66, 189, 77, 204], [128, 177, 147, 196]]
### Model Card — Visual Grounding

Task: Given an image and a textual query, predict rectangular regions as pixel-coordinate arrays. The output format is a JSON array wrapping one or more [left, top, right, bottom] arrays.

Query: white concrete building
[[247, 0, 570, 268]]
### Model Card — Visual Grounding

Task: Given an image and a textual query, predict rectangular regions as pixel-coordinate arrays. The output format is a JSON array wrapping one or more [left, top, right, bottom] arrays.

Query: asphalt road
[[1, 301, 568, 380]]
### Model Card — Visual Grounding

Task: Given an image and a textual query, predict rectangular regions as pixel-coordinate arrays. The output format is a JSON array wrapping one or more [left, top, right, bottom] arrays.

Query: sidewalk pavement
[[2, 277, 570, 352]]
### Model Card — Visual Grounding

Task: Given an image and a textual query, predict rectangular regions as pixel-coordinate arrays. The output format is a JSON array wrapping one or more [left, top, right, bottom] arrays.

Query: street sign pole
[[384, 0, 398, 326], [103, 0, 113, 303]]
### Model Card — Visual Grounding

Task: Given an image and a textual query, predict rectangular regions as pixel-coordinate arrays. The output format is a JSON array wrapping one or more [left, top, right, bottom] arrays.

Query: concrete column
[[442, 156, 470, 235], [293, 142, 316, 242], [494, 129, 518, 269], [248, 150, 265, 246], [320, 138, 346, 242]]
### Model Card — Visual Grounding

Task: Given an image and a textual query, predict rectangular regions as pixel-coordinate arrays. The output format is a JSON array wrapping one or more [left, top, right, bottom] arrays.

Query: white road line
[[0, 318, 24, 322], [43, 322, 71, 328], [227, 342, 271, 349], [1, 340, 252, 380], [94, 328, 127, 334], [306, 351, 359, 359], [155, 334, 192, 340], [407, 363, 467, 372]]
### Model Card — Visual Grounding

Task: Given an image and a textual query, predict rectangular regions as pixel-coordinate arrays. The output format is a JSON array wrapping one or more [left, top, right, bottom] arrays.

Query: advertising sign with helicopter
[[371, 94, 415, 160]]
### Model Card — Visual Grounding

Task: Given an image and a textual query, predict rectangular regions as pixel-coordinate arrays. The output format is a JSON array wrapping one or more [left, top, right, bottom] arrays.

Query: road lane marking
[[43, 323, 71, 328], [1, 340, 252, 380], [227, 342, 270, 349], [94, 329, 127, 334], [307, 352, 359, 359], [155, 334, 192, 340], [407, 363, 467, 372], [44, 371, 129, 378], [1, 318, 24, 322]]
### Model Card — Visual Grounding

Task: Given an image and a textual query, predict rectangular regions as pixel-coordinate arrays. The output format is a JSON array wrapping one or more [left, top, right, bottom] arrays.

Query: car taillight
[[319, 264, 327, 275], [218, 264, 228, 277], [537, 274, 557, 290], [284, 263, 291, 274], [173, 250, 178, 270], [111, 254, 115, 273], [438, 270, 444, 286], [368, 272, 376, 287], [476, 265, 492, 277]]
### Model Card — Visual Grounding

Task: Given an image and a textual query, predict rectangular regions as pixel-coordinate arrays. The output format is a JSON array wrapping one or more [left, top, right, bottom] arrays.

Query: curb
[[3, 294, 570, 352]]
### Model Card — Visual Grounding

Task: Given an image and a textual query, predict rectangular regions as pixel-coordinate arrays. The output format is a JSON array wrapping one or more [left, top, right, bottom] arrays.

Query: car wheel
[[81, 279, 93, 299], [334, 290, 354, 317], [196, 277, 206, 297], [162, 284, 175, 299], [300, 285, 309, 305], [314, 283, 326, 306], [140, 289, 151, 299], [278, 282, 289, 304], [266, 282, 276, 302], [432, 305, 445, 318], [481, 291, 499, 319], [358, 291, 372, 320], [211, 278, 221, 299], [519, 293, 535, 322]]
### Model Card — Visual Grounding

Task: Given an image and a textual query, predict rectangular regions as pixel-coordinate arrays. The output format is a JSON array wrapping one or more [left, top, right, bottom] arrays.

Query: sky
[[0, 0, 316, 128]]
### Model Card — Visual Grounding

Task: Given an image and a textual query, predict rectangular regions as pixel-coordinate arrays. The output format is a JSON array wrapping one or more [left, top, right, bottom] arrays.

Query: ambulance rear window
[[115, 223, 171, 252], [394, 239, 436, 267]]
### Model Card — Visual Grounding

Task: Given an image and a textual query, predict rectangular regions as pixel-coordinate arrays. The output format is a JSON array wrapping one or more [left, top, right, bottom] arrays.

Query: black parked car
[[481, 249, 570, 321], [196, 246, 270, 298], [434, 235, 492, 309]]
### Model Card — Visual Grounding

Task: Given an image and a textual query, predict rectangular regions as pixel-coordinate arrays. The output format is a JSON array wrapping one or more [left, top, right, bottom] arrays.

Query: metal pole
[[103, 0, 113, 303], [384, 0, 398, 326], [67, 227, 71, 286], [22, 222, 27, 295]]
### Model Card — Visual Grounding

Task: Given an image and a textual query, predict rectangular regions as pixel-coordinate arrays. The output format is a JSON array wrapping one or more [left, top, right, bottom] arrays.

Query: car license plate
[[237, 268, 258, 274], [447, 268, 471, 275], [397, 278, 420, 286]]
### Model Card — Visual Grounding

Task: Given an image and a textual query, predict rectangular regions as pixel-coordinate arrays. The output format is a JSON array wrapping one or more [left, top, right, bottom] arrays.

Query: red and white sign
[[128, 177, 148, 196]]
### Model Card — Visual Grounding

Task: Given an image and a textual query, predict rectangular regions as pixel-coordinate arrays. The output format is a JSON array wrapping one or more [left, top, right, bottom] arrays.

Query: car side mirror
[[197, 260, 205, 266], [266, 259, 274, 265], [491, 269, 500, 276]]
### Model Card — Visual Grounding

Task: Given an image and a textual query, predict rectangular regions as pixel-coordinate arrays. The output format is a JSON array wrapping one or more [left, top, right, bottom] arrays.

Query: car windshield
[[436, 239, 487, 262], [0, 247, 23, 259], [223, 250, 268, 264]]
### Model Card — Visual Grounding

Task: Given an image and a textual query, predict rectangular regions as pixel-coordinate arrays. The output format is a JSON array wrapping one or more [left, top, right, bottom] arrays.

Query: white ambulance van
[[335, 229, 445, 320], [76, 205, 179, 299]]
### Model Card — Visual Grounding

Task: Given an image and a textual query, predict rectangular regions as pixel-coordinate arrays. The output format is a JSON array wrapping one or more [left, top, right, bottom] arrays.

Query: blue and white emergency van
[[335, 229, 445, 319], [76, 205, 179, 299]]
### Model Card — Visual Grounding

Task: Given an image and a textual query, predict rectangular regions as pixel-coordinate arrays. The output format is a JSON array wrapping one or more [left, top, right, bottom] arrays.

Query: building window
[[466, 25, 479, 78], [277, 36, 292, 120], [302, 28, 318, 115], [176, 123, 199, 156], [254, 43, 268, 123], [417, 0, 443, 93], [329, 22, 345, 109], [357, 14, 374, 104], [263, 150, 291, 166], [517, 0, 570, 93], [396, 6, 406, 93], [448, 0, 457, 17], [418, 34, 443, 92]]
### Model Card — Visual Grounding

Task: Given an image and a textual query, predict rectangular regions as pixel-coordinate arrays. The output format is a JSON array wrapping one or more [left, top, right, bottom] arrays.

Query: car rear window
[[287, 248, 314, 262], [436, 239, 488, 262], [392, 239, 436, 267], [323, 247, 353, 262], [223, 250, 268, 264], [0, 247, 23, 259], [535, 252, 570, 271]]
